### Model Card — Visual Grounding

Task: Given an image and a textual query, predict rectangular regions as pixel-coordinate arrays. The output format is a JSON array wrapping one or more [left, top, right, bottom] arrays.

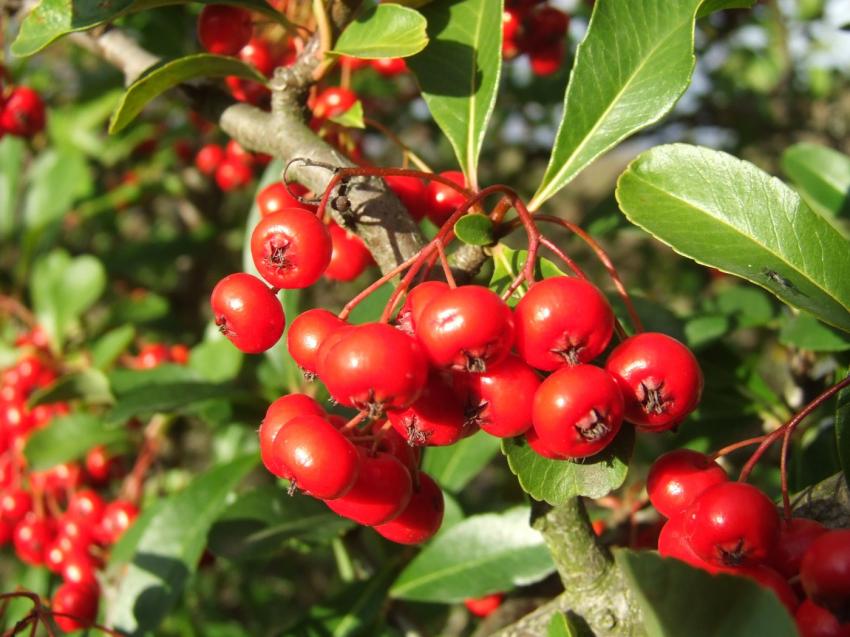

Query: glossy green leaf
[[0, 137, 26, 239], [489, 245, 566, 306], [531, 0, 705, 208], [836, 375, 850, 489], [782, 142, 850, 219], [108, 380, 242, 425], [422, 431, 501, 492], [91, 325, 136, 370], [24, 413, 128, 471], [331, 4, 428, 58], [779, 312, 850, 352], [28, 369, 114, 407], [408, 0, 502, 189], [454, 214, 494, 246], [547, 613, 578, 637], [189, 328, 244, 383], [109, 455, 258, 635], [502, 427, 634, 504], [110, 54, 265, 133], [616, 144, 850, 333], [696, 0, 756, 17], [329, 100, 365, 129], [390, 507, 554, 602], [616, 550, 797, 636]]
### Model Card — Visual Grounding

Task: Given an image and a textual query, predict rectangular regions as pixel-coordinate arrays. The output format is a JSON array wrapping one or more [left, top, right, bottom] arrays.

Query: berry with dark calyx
[[525, 427, 567, 460], [684, 482, 779, 568], [387, 372, 468, 446], [532, 364, 624, 459], [324, 450, 412, 525], [657, 513, 717, 572], [272, 415, 359, 499], [51, 582, 99, 633], [197, 5, 253, 55], [465, 593, 504, 617], [425, 171, 467, 226], [319, 323, 428, 415], [385, 175, 429, 222], [395, 281, 449, 336], [258, 394, 326, 477], [312, 87, 358, 119], [257, 182, 312, 216], [771, 517, 827, 579], [796, 600, 850, 637], [13, 513, 53, 565], [0, 87, 46, 137], [215, 157, 253, 191], [250, 209, 332, 289], [96, 500, 138, 544], [605, 332, 703, 432], [514, 276, 614, 370], [800, 530, 850, 619], [194, 143, 224, 175], [211, 273, 285, 353], [460, 355, 540, 437], [416, 285, 514, 373], [646, 449, 727, 518], [287, 309, 346, 376], [324, 223, 373, 282], [374, 472, 444, 544]]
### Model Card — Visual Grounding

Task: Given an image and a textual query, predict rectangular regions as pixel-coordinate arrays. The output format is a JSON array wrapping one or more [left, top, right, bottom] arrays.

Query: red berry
[[0, 87, 46, 137], [312, 87, 358, 119], [657, 513, 716, 571], [800, 530, 850, 616], [520, 6, 569, 50], [460, 355, 540, 437], [96, 500, 138, 545], [169, 344, 190, 364], [771, 517, 827, 579], [532, 364, 624, 458], [502, 9, 523, 57], [132, 343, 170, 369], [529, 42, 563, 76], [416, 286, 514, 372], [215, 157, 253, 191], [324, 223, 373, 282], [387, 372, 468, 446], [319, 323, 428, 414], [210, 273, 285, 353], [0, 488, 32, 524], [225, 139, 254, 166], [195, 143, 224, 175], [258, 394, 325, 477], [85, 444, 119, 484], [465, 593, 504, 617], [374, 472, 444, 544], [61, 549, 98, 587], [425, 171, 467, 226], [646, 449, 727, 518], [684, 482, 779, 567], [55, 516, 94, 548], [385, 175, 428, 221], [395, 281, 450, 336], [51, 582, 99, 633], [13, 513, 53, 565], [257, 182, 311, 217], [66, 489, 106, 528], [370, 57, 407, 76], [197, 5, 253, 55], [237, 37, 274, 75], [286, 309, 346, 375], [325, 450, 412, 525], [250, 209, 332, 289], [605, 332, 703, 432], [733, 565, 799, 615], [796, 600, 850, 637], [525, 427, 566, 460], [367, 421, 420, 473], [514, 277, 614, 370], [45, 536, 71, 573], [273, 415, 360, 499]]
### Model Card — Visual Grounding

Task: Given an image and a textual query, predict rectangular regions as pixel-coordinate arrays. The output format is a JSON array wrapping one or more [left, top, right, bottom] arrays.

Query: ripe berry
[[532, 365, 624, 459], [66, 489, 106, 528], [771, 517, 826, 579], [800, 530, 850, 617], [250, 209, 332, 289], [257, 182, 311, 216], [0, 87, 46, 137], [684, 482, 779, 567], [272, 415, 359, 499], [215, 157, 253, 191], [387, 372, 468, 446], [325, 450, 412, 525], [465, 593, 504, 617], [529, 42, 563, 76], [367, 421, 420, 473], [732, 565, 799, 615], [195, 143, 224, 175], [425, 171, 467, 226], [325, 223, 373, 282], [211, 273, 284, 353], [460, 355, 540, 437], [319, 323, 428, 414], [85, 445, 119, 483], [796, 600, 850, 637], [502, 9, 522, 58], [371, 57, 407, 76], [61, 550, 98, 587], [13, 513, 53, 565], [51, 582, 99, 633], [287, 309, 346, 375], [258, 394, 325, 477], [385, 175, 428, 221], [226, 38, 273, 105], [646, 449, 727, 518], [514, 277, 614, 370], [605, 332, 703, 432], [197, 5, 253, 55], [312, 87, 358, 119], [416, 285, 514, 372], [0, 488, 32, 523], [657, 513, 716, 571], [96, 500, 138, 545], [374, 472, 444, 544], [395, 281, 449, 336], [525, 427, 566, 460]]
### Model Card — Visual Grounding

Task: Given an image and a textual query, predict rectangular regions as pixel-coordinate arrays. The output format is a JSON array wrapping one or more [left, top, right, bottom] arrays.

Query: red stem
[[711, 436, 766, 459]]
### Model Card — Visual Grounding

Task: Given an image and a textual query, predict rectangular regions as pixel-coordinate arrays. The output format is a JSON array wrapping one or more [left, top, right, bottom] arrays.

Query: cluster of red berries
[[650, 449, 850, 635], [340, 55, 408, 78], [0, 69, 46, 139], [126, 342, 190, 369], [194, 139, 271, 192], [503, 0, 570, 76]]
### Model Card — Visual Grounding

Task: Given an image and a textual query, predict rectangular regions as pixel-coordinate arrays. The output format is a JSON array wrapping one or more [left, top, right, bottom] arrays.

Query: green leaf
[[782, 142, 850, 219], [331, 4, 428, 58], [616, 549, 797, 637], [422, 431, 501, 492], [684, 315, 729, 349], [208, 486, 353, 560], [696, 0, 756, 17], [23, 413, 128, 471], [530, 0, 705, 208], [108, 380, 241, 425], [779, 311, 850, 352], [91, 325, 136, 370], [23, 148, 92, 229], [714, 287, 774, 328], [0, 136, 26, 239], [109, 455, 258, 635], [502, 427, 634, 504], [110, 54, 266, 133], [408, 0, 502, 189], [390, 507, 554, 602], [836, 375, 850, 489], [189, 328, 244, 383], [489, 245, 566, 306], [454, 214, 494, 246], [547, 613, 578, 637], [31, 250, 106, 349], [329, 100, 365, 129], [616, 144, 850, 333], [28, 369, 114, 407]]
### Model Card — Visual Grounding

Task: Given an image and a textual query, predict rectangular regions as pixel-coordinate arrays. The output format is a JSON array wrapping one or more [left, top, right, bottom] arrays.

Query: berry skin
[[226, 38, 273, 105], [387, 372, 468, 446], [646, 449, 727, 518], [325, 450, 412, 525], [85, 445, 119, 483], [796, 600, 850, 637], [194, 143, 224, 175], [385, 175, 428, 221], [272, 415, 360, 499], [96, 500, 138, 544], [0, 87, 46, 137], [460, 355, 540, 437], [525, 427, 566, 460], [312, 87, 358, 119], [51, 582, 99, 633], [13, 513, 53, 565], [215, 157, 253, 191], [324, 223, 373, 282], [425, 171, 467, 226], [771, 517, 826, 579], [657, 513, 716, 571], [395, 281, 449, 336], [61, 549, 98, 587], [529, 42, 564, 76], [0, 488, 32, 524], [197, 5, 253, 55], [800, 530, 850, 617], [257, 182, 311, 217], [258, 394, 326, 477], [684, 482, 779, 567], [211, 273, 285, 353], [605, 332, 703, 432], [514, 276, 614, 370], [370, 57, 407, 76], [250, 209, 332, 289], [66, 489, 106, 528], [416, 286, 514, 373], [532, 365, 624, 459], [367, 421, 420, 473], [319, 323, 428, 414], [286, 309, 346, 375], [374, 472, 444, 544], [465, 593, 504, 617]]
